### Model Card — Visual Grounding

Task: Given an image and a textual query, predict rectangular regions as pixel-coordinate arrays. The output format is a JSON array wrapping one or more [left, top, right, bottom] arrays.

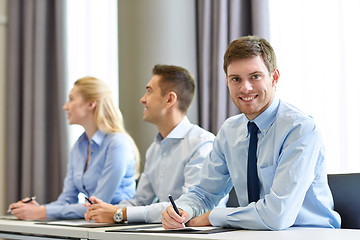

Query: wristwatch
[[113, 207, 124, 223]]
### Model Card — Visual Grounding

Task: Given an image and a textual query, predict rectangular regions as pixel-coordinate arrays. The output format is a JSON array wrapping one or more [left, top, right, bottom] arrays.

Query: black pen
[[7, 196, 36, 213], [85, 196, 94, 205], [168, 195, 185, 227]]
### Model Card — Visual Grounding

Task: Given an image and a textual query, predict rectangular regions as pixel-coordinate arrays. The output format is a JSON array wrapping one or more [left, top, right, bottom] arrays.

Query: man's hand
[[186, 211, 212, 227], [84, 196, 118, 223], [8, 198, 46, 220], [161, 206, 190, 229]]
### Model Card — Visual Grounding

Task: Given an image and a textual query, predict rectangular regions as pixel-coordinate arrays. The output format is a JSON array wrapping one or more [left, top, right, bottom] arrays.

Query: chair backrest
[[327, 173, 360, 229], [226, 187, 239, 207]]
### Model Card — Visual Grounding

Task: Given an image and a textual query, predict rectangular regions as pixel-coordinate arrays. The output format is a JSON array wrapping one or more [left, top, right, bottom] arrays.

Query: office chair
[[327, 173, 360, 229], [226, 187, 240, 207], [227, 174, 360, 229]]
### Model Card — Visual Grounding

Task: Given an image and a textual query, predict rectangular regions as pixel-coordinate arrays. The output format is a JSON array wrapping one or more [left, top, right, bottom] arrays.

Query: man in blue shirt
[[84, 64, 225, 223], [161, 36, 341, 230]]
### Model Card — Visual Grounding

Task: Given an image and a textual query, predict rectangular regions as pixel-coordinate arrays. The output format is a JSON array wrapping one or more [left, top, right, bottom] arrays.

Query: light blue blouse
[[177, 97, 341, 230], [45, 130, 136, 219]]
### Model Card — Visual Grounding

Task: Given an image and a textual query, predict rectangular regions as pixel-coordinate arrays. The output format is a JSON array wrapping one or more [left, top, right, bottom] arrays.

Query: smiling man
[[161, 36, 341, 230], [84, 64, 227, 224]]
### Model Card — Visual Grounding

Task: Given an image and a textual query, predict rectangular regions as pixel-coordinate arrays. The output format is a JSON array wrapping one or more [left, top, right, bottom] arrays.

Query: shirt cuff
[[45, 203, 87, 219], [209, 207, 233, 227], [45, 204, 62, 219], [177, 204, 194, 221], [126, 206, 147, 223]]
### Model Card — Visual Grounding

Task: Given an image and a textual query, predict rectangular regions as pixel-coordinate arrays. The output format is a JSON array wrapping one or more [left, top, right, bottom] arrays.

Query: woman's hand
[[8, 198, 46, 220]]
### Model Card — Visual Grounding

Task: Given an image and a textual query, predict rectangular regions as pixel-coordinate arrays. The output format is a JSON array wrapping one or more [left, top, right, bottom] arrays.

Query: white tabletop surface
[[88, 226, 360, 240], [0, 216, 360, 240]]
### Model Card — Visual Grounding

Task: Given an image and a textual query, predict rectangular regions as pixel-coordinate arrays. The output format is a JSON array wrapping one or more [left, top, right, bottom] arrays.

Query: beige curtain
[[6, 0, 68, 206]]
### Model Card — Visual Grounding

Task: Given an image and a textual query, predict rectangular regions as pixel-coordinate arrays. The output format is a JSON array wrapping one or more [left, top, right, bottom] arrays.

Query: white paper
[[137, 226, 217, 231], [45, 220, 102, 226]]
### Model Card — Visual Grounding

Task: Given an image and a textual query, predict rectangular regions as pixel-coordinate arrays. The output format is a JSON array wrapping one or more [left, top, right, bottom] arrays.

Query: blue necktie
[[247, 122, 260, 203]]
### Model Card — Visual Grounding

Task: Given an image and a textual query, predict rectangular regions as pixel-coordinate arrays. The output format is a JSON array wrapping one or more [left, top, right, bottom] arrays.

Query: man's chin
[[142, 116, 151, 123]]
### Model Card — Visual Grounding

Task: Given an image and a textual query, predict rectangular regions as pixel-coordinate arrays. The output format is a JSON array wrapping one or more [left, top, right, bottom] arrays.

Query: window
[[269, 0, 360, 173], [65, 0, 119, 147]]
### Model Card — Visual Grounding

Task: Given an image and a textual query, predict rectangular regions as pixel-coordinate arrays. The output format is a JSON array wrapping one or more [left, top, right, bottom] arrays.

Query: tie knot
[[248, 122, 258, 134]]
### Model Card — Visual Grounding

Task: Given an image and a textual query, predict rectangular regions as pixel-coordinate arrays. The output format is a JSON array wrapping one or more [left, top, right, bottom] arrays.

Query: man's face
[[226, 56, 279, 120], [140, 75, 168, 124]]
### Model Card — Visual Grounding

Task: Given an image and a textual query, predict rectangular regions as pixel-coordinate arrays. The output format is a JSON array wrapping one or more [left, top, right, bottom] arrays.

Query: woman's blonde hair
[[74, 76, 140, 178]]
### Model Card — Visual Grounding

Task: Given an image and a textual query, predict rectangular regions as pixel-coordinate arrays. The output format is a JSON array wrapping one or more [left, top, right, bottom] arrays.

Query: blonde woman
[[8, 76, 139, 219]]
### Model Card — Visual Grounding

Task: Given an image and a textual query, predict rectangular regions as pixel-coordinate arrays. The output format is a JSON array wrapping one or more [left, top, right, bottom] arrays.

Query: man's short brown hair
[[152, 64, 195, 113], [223, 35, 277, 75]]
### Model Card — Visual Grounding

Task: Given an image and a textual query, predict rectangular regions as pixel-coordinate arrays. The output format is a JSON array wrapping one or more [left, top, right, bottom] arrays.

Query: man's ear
[[166, 91, 177, 108], [272, 69, 280, 86]]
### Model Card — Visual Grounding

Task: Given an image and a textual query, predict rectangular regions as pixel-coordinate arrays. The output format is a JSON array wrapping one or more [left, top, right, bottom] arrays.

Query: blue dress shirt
[[45, 130, 136, 219], [177, 97, 341, 230], [118, 116, 217, 223]]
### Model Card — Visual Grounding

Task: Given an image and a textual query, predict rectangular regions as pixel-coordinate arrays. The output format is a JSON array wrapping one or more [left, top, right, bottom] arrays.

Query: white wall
[[0, 0, 7, 214], [118, 0, 198, 171]]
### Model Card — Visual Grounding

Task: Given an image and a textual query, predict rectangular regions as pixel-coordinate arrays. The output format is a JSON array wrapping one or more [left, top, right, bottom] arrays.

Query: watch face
[[114, 208, 123, 223]]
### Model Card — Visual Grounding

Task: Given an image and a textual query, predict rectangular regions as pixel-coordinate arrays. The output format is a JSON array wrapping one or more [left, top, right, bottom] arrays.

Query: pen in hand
[[85, 196, 94, 205], [7, 196, 36, 213], [168, 195, 186, 228]]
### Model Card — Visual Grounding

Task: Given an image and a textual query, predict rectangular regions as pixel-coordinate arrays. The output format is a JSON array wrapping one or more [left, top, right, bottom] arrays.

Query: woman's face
[[63, 85, 92, 126]]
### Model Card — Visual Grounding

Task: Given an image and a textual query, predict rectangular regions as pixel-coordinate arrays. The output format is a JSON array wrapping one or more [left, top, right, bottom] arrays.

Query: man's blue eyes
[[231, 75, 260, 82]]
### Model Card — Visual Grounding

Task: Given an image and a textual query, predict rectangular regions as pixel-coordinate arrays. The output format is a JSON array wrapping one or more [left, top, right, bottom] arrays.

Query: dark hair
[[152, 64, 195, 113], [223, 35, 277, 75]]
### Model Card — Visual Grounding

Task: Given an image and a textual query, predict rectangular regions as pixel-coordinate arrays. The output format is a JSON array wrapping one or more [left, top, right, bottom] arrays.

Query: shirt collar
[[91, 130, 106, 146], [251, 97, 280, 136], [80, 129, 106, 146], [155, 116, 191, 142]]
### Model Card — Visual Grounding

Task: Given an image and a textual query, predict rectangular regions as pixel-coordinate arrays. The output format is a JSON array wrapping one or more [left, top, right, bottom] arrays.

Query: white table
[[0, 217, 89, 239], [88, 227, 360, 240], [0, 217, 359, 240]]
